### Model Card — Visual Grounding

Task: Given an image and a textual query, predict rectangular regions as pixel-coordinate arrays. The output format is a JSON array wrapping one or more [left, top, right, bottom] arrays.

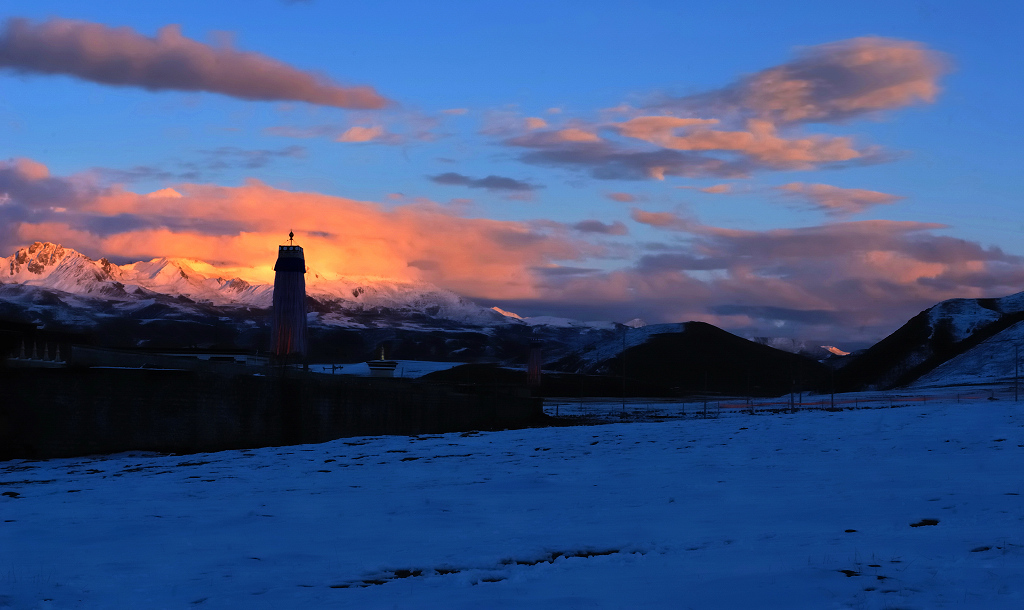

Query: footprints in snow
[[328, 548, 640, 589]]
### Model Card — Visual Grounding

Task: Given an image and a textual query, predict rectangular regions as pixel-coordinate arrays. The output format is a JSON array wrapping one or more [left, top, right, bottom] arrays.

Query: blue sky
[[2, 0, 1023, 344]]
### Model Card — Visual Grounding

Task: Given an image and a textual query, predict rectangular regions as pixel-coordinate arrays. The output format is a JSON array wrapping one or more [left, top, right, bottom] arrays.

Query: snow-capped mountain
[[0, 242, 508, 328]]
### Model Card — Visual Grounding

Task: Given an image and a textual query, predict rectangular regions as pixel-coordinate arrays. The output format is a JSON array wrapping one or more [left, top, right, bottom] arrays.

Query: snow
[[4, 397, 1023, 608], [912, 320, 1024, 389], [308, 360, 466, 378], [926, 298, 1003, 344], [569, 323, 682, 370], [491, 306, 524, 320], [1, 243, 514, 328]]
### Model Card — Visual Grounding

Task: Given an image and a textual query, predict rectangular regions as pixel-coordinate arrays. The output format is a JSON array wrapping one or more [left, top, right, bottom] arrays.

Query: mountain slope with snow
[[0, 242, 511, 329], [836, 292, 1024, 390]]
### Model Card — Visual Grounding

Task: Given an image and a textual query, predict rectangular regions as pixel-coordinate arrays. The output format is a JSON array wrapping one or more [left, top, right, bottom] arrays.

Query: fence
[[544, 383, 1020, 421]]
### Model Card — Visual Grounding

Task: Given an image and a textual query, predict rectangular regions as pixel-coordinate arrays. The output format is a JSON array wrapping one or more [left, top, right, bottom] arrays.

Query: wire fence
[[543, 382, 1021, 421]]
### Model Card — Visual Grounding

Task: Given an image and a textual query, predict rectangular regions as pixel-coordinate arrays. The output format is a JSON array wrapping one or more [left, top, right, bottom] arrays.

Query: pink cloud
[[613, 117, 868, 169], [524, 117, 548, 130], [336, 125, 387, 143], [10, 157, 49, 180], [700, 184, 731, 194], [777, 182, 903, 215], [630, 208, 695, 231], [7, 159, 1022, 343], [0, 17, 390, 108], [613, 116, 720, 142], [506, 116, 882, 181], [498, 37, 941, 184], [658, 37, 947, 124], [0, 162, 599, 300], [606, 192, 636, 202]]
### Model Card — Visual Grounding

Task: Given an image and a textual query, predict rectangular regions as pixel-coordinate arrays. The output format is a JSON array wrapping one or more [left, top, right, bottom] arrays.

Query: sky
[[2, 0, 1023, 346]]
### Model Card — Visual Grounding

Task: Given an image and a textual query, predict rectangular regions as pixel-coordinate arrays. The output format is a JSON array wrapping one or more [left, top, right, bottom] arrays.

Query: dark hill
[[836, 298, 1024, 391], [538, 321, 830, 397]]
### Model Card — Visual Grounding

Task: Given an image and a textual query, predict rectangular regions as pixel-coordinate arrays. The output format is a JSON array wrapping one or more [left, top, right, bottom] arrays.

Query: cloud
[[335, 125, 403, 144], [524, 117, 548, 130], [428, 172, 539, 192], [613, 116, 720, 141], [631, 211, 1023, 308], [267, 110, 438, 145], [506, 118, 883, 180], [572, 220, 628, 235], [777, 182, 903, 215], [0, 161, 603, 300], [543, 221, 1022, 340], [656, 36, 948, 124], [612, 117, 871, 169], [0, 157, 95, 209], [87, 146, 307, 185], [630, 208, 697, 231], [199, 145, 307, 169], [700, 184, 731, 194], [496, 37, 941, 183], [510, 133, 750, 181], [0, 17, 390, 108], [8, 159, 1021, 344], [440, 108, 469, 115], [531, 265, 600, 276], [606, 192, 636, 202], [146, 188, 183, 199]]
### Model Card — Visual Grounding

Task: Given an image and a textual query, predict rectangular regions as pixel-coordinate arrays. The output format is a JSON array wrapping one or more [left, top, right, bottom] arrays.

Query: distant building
[[366, 345, 398, 378], [271, 232, 307, 359]]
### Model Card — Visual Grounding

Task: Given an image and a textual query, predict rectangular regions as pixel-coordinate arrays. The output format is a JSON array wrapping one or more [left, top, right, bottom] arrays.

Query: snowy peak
[[0, 241, 518, 329], [1, 242, 123, 295], [491, 306, 524, 320], [4, 241, 71, 278]]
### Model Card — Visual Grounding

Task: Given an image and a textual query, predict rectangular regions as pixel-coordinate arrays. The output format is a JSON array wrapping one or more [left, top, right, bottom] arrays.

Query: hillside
[[836, 294, 1024, 390]]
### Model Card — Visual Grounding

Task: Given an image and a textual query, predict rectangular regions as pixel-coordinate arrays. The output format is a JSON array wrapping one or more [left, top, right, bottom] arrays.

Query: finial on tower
[[288, 230, 294, 245]]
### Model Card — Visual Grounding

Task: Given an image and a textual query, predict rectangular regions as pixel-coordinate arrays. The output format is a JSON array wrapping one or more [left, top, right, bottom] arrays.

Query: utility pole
[[621, 326, 627, 416], [831, 367, 835, 410]]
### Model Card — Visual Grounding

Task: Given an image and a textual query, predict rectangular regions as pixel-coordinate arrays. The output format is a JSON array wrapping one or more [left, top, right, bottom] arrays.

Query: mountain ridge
[[1, 241, 509, 327]]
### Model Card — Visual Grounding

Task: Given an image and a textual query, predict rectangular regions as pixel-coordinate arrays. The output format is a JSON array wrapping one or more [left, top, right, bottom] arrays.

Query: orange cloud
[[524, 117, 548, 130], [0, 17, 390, 108], [7, 159, 1023, 343], [614, 117, 866, 168], [551, 128, 601, 143], [10, 157, 49, 180], [336, 126, 386, 143], [777, 182, 903, 215], [4, 168, 599, 300], [613, 116, 720, 142]]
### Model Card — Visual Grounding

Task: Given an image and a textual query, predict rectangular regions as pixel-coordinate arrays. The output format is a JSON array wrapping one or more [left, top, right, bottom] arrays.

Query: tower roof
[[274, 232, 305, 272]]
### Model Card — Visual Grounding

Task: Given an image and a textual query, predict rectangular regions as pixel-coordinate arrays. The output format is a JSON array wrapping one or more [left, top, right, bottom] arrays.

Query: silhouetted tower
[[271, 231, 307, 359]]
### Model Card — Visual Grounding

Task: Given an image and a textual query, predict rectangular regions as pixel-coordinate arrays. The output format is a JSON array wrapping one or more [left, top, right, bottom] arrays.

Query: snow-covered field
[[3, 399, 1023, 609], [307, 360, 465, 378]]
